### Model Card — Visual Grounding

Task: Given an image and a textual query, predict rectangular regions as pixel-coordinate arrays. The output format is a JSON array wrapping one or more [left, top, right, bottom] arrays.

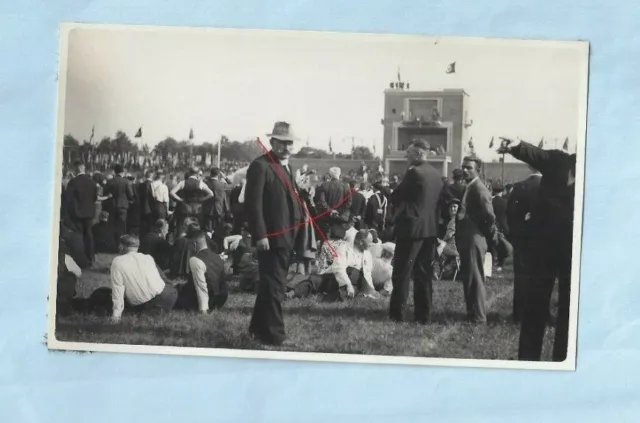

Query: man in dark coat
[[316, 167, 352, 240], [202, 167, 230, 248], [64, 161, 97, 263], [506, 165, 542, 323], [138, 170, 156, 238], [499, 138, 576, 362], [244, 122, 305, 346], [388, 139, 444, 324], [456, 156, 497, 324], [139, 219, 172, 270], [349, 182, 367, 230], [105, 164, 134, 242]]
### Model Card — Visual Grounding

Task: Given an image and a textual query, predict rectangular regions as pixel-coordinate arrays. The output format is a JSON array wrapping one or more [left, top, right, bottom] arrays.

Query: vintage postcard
[[48, 23, 589, 371]]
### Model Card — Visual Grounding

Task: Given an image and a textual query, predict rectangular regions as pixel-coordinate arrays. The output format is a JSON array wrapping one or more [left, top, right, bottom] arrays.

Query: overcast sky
[[61, 25, 588, 161]]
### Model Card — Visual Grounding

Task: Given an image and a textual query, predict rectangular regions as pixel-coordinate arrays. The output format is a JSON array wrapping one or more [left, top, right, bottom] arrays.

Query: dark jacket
[[317, 178, 352, 239], [137, 180, 155, 216], [106, 175, 134, 209], [492, 195, 510, 236], [244, 155, 305, 249], [509, 141, 575, 248], [390, 162, 444, 240], [139, 231, 172, 269], [65, 174, 97, 219], [350, 191, 367, 220], [506, 173, 541, 243]]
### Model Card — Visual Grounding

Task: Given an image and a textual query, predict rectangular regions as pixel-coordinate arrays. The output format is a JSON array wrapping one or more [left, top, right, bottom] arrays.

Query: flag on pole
[[562, 137, 569, 151], [538, 138, 544, 148], [397, 67, 401, 82], [135, 127, 142, 138], [189, 128, 194, 140], [446, 62, 456, 74], [488, 136, 494, 149], [329, 138, 333, 153], [89, 125, 95, 143], [373, 143, 376, 154]]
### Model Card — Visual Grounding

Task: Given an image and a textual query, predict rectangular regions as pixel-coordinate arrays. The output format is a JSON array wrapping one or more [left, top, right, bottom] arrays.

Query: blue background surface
[[1, 0, 639, 421]]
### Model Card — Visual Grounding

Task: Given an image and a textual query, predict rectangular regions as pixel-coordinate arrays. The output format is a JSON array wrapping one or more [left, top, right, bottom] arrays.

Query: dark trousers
[[175, 281, 228, 311], [458, 232, 488, 322], [389, 237, 436, 323], [519, 243, 572, 362], [249, 246, 294, 345], [512, 241, 533, 323], [130, 284, 178, 313], [112, 207, 128, 242], [71, 217, 95, 262], [290, 267, 364, 301]]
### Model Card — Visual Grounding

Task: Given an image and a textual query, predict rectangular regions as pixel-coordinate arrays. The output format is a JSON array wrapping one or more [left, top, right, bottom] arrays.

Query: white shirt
[[151, 180, 169, 204], [344, 226, 358, 243], [110, 252, 166, 319], [319, 240, 374, 291], [223, 235, 243, 251], [371, 257, 393, 292], [368, 241, 383, 259], [188, 252, 210, 312]]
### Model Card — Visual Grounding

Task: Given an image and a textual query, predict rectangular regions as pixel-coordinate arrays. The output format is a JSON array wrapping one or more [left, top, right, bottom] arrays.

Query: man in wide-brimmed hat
[[244, 121, 306, 345]]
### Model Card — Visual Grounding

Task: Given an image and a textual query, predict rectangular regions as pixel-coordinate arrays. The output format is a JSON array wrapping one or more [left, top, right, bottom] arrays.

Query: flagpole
[[217, 135, 222, 168]]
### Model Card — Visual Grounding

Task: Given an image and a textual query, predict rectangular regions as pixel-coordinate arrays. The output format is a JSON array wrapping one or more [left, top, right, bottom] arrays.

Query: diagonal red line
[[255, 137, 352, 258]]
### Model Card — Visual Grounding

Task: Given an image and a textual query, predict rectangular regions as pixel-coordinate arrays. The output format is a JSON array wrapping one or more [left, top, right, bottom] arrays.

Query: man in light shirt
[[178, 230, 228, 313], [371, 242, 395, 296], [151, 169, 170, 222], [110, 235, 178, 322]]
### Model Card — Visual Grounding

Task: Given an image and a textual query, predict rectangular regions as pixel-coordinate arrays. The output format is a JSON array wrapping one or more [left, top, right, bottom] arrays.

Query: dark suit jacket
[[457, 178, 496, 243], [350, 191, 367, 220], [317, 178, 352, 239], [65, 174, 97, 219], [492, 195, 509, 235], [139, 232, 172, 269], [137, 180, 155, 216], [106, 175, 134, 209], [203, 177, 229, 217], [510, 141, 575, 247], [506, 174, 541, 243], [244, 155, 304, 249], [390, 162, 443, 240]]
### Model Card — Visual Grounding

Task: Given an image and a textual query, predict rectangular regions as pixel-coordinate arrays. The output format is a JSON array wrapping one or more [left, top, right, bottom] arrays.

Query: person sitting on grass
[[110, 235, 178, 323], [286, 230, 379, 301], [371, 242, 395, 296], [139, 218, 172, 270], [223, 223, 259, 293], [367, 228, 383, 258], [168, 218, 217, 277], [174, 230, 228, 313]]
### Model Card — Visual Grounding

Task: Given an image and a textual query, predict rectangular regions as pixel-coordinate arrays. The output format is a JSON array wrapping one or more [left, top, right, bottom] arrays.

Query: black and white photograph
[[48, 23, 588, 370]]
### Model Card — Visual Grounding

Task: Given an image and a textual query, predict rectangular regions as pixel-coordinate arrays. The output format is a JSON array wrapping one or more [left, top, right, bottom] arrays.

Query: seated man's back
[[110, 235, 178, 321]]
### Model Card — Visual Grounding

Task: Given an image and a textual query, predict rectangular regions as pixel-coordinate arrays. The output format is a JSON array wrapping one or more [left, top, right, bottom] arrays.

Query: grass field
[[55, 253, 557, 361]]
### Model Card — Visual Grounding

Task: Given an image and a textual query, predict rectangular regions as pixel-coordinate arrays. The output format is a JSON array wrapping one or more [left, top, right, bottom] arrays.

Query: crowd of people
[[56, 120, 576, 363]]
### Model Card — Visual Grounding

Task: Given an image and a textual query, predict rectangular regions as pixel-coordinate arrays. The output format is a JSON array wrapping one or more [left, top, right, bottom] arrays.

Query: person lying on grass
[[285, 230, 380, 301]]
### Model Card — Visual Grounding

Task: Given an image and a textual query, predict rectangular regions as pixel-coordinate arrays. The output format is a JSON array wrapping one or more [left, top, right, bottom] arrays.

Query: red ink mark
[[255, 137, 354, 258]]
